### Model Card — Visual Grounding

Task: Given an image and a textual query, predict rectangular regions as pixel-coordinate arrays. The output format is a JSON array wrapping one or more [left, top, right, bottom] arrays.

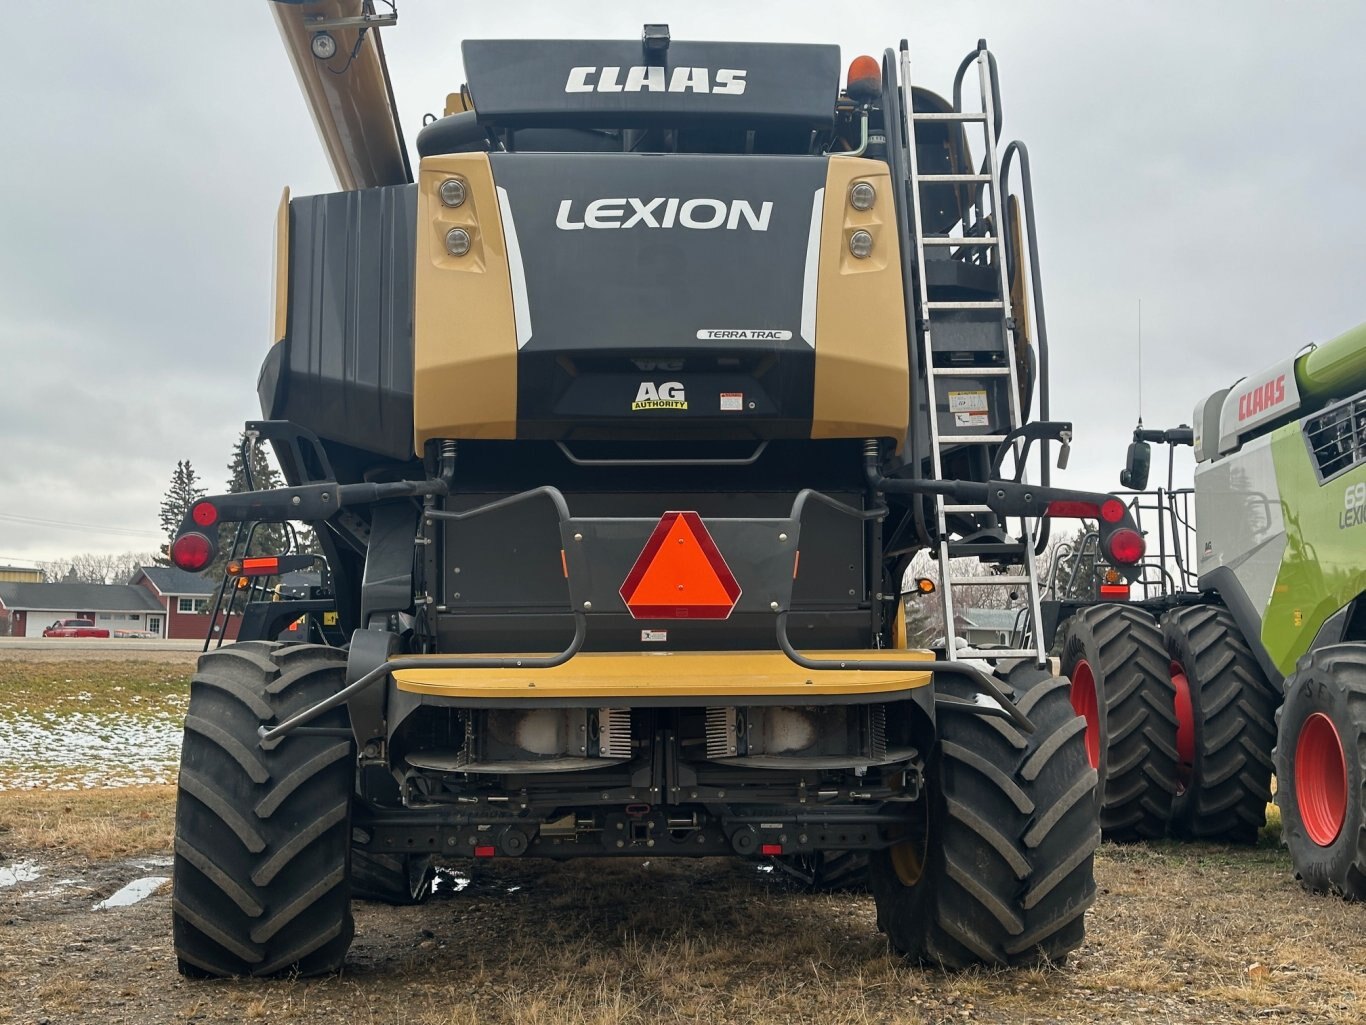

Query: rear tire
[[1162, 605, 1277, 844], [172, 642, 355, 978], [1274, 643, 1366, 900], [774, 850, 868, 892], [1059, 605, 1178, 841], [869, 666, 1098, 968], [352, 850, 436, 905]]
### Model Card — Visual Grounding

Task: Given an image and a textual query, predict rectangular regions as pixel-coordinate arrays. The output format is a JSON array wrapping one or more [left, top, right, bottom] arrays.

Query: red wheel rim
[[1070, 659, 1100, 769], [1169, 661, 1195, 789], [1296, 712, 1348, 847]]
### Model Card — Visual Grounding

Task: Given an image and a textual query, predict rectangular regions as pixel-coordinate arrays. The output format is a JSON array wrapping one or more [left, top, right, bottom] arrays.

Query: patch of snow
[[0, 860, 42, 887], [94, 876, 169, 909], [0, 711, 182, 790]]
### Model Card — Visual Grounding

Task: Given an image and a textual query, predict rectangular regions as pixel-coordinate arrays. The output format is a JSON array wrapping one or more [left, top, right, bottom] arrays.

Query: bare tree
[[37, 550, 160, 585]]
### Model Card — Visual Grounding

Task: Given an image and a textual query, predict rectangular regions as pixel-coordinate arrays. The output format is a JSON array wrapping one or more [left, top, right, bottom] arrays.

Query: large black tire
[[172, 642, 355, 978], [869, 666, 1099, 968], [1274, 644, 1366, 900], [352, 849, 437, 905], [1162, 605, 1277, 844], [774, 850, 868, 892], [1059, 605, 1178, 842]]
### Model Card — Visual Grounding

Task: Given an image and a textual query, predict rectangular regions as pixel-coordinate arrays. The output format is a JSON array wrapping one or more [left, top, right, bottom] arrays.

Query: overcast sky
[[2, 1, 1364, 565]]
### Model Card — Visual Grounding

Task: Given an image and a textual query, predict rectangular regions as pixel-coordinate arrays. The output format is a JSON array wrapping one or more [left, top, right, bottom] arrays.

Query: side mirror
[[1120, 440, 1151, 490]]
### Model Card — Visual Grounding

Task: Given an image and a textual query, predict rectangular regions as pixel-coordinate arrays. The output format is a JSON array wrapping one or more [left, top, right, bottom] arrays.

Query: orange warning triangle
[[620, 512, 741, 620]]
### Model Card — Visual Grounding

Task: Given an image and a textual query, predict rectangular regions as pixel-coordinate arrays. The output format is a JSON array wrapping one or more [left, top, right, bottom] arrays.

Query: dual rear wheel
[[1059, 603, 1276, 844]]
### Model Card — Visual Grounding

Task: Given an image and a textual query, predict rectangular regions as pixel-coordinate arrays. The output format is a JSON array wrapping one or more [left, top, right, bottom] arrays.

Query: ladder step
[[914, 111, 988, 123], [919, 173, 992, 183], [938, 434, 1007, 444], [941, 503, 992, 514], [953, 647, 1042, 661], [922, 236, 1000, 246], [926, 300, 1004, 311], [947, 575, 1032, 586], [944, 541, 1027, 559], [927, 365, 1012, 376]]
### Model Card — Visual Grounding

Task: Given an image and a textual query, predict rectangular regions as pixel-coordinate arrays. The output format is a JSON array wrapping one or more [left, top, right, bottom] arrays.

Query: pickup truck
[[42, 619, 111, 638]]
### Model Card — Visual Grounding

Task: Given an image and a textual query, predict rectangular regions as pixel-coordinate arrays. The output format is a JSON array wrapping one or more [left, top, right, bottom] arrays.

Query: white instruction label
[[641, 629, 668, 643], [948, 389, 990, 427], [719, 392, 744, 411]]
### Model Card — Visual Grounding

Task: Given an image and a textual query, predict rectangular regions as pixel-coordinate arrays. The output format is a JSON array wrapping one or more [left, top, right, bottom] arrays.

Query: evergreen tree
[[208, 432, 290, 576], [157, 460, 206, 564]]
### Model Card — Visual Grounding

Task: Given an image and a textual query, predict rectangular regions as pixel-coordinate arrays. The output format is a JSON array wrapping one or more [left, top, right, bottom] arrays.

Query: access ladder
[[899, 40, 1046, 664]]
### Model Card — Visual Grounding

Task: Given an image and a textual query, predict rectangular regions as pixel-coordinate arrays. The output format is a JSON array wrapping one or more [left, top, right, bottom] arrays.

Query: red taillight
[[1099, 583, 1131, 600], [170, 532, 214, 572], [760, 843, 783, 856], [1100, 498, 1126, 524], [473, 845, 496, 858], [1105, 528, 1145, 565], [1046, 500, 1100, 519], [190, 501, 218, 527]]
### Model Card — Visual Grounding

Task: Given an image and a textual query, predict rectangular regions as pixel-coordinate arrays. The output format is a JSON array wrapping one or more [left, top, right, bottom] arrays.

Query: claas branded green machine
[[165, 2, 1147, 976], [1048, 321, 1366, 897]]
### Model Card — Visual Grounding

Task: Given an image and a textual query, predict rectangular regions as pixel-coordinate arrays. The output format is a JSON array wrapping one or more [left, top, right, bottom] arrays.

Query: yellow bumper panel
[[391, 649, 935, 702]]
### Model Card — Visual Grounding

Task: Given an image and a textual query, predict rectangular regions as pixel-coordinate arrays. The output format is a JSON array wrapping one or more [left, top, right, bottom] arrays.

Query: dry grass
[[0, 790, 1364, 1023], [0, 784, 174, 858], [0, 652, 1363, 1022]]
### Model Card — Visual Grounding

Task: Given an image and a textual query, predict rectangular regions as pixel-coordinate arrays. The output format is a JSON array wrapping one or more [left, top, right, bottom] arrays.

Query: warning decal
[[948, 389, 990, 428]]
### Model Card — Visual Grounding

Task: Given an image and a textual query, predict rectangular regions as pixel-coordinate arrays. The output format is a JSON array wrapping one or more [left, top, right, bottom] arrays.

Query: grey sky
[[2, 1, 1364, 563]]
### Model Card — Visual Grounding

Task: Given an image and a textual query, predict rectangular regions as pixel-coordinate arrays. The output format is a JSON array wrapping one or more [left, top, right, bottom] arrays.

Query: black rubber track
[[1059, 604, 1178, 842], [172, 642, 355, 978], [869, 666, 1099, 968], [1163, 605, 1278, 844], [352, 850, 436, 905], [1274, 643, 1366, 900], [774, 851, 869, 892]]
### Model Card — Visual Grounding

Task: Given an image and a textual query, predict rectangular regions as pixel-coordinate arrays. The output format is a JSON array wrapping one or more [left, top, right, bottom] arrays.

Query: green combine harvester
[[1048, 321, 1366, 897]]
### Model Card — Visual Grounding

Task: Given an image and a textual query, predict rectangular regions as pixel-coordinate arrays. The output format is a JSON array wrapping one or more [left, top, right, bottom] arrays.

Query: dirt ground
[[3, 795, 1365, 1024], [1, 652, 1364, 1024]]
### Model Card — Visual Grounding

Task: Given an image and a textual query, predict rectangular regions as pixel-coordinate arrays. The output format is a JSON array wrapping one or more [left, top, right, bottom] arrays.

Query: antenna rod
[[1137, 297, 1143, 421]]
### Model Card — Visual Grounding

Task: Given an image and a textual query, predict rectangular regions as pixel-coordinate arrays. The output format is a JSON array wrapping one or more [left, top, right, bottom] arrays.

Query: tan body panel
[[413, 154, 520, 447], [392, 649, 934, 701], [810, 158, 910, 447]]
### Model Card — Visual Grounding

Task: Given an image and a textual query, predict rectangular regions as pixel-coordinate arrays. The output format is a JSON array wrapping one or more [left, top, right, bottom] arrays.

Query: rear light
[[473, 845, 496, 858], [1099, 583, 1131, 600], [1105, 528, 1145, 565], [1046, 500, 1100, 519], [170, 532, 215, 572], [846, 55, 881, 101], [760, 843, 783, 856], [1100, 498, 1126, 524], [227, 557, 282, 578], [190, 501, 218, 527]]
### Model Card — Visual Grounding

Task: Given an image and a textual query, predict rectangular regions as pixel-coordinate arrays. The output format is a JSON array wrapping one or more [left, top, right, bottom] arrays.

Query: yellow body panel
[[810, 158, 910, 447], [392, 649, 935, 700], [413, 153, 520, 448], [272, 187, 290, 346]]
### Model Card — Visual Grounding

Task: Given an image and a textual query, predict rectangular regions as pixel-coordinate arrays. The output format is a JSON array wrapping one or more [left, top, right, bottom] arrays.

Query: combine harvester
[[166, 1, 1147, 976], [1047, 322, 1366, 897]]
